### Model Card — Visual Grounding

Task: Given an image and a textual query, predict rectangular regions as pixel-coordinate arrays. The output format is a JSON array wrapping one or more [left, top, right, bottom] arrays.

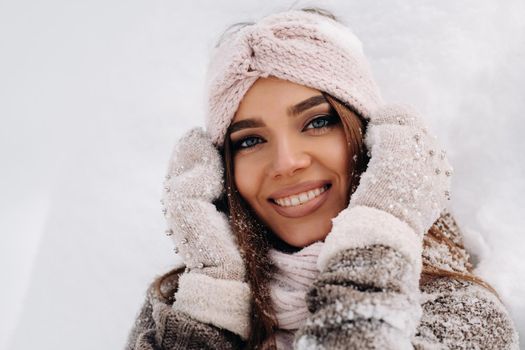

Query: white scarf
[[268, 241, 324, 349]]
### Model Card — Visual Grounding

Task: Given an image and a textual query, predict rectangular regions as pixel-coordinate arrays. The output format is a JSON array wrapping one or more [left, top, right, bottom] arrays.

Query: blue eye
[[234, 136, 264, 150], [304, 114, 339, 130]]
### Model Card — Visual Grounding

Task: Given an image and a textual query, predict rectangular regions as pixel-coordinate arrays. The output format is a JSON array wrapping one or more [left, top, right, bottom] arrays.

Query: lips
[[268, 180, 332, 218], [273, 185, 329, 207], [269, 180, 332, 200]]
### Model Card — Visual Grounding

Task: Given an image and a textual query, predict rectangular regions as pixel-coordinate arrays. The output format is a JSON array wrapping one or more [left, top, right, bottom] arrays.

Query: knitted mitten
[[318, 104, 453, 274], [162, 127, 250, 340]]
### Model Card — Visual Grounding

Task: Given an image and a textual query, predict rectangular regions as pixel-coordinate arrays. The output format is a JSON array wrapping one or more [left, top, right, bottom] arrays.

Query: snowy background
[[1, 0, 524, 349]]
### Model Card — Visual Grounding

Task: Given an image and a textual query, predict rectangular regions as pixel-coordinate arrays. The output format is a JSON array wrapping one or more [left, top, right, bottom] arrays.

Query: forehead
[[233, 77, 323, 122]]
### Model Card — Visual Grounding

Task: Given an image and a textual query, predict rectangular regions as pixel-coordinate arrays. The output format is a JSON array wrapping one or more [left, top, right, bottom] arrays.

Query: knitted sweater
[[124, 210, 519, 349]]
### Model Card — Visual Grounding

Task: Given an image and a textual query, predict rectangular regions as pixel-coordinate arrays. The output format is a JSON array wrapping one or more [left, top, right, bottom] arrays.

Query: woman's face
[[229, 77, 353, 247]]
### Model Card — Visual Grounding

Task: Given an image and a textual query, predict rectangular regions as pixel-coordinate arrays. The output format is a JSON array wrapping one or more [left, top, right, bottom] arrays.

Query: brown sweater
[[125, 212, 519, 349]]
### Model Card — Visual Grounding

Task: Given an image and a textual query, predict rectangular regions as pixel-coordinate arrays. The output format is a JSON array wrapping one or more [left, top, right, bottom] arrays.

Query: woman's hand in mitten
[[353, 104, 452, 234], [318, 104, 453, 271], [161, 127, 250, 340], [162, 127, 245, 281]]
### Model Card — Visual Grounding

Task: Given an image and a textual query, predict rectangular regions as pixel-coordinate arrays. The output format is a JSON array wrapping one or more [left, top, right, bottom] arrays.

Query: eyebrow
[[228, 94, 328, 135]]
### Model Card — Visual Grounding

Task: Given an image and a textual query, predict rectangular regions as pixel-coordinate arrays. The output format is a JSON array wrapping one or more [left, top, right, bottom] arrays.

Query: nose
[[267, 137, 311, 179]]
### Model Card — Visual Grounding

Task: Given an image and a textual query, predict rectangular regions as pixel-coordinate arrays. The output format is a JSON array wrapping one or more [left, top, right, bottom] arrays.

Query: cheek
[[233, 156, 262, 206], [320, 130, 352, 196]]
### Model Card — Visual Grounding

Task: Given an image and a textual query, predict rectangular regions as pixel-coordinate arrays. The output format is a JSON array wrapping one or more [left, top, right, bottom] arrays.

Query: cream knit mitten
[[317, 104, 453, 273], [162, 127, 250, 340]]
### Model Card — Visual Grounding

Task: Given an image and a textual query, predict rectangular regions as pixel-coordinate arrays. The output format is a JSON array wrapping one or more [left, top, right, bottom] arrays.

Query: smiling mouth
[[271, 184, 331, 208]]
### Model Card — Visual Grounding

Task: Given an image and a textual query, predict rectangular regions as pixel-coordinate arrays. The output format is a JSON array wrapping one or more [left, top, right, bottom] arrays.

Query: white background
[[1, 1, 524, 349]]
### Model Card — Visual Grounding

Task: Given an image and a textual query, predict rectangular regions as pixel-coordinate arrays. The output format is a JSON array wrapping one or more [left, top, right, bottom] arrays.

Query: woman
[[125, 8, 519, 350]]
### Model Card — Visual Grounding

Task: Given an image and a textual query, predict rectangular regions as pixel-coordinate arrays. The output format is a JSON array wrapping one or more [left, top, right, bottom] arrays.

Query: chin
[[278, 228, 329, 248], [269, 216, 332, 248]]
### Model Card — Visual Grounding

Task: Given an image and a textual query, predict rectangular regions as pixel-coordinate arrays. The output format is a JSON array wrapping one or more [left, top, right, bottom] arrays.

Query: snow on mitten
[[161, 127, 250, 339], [317, 104, 453, 273]]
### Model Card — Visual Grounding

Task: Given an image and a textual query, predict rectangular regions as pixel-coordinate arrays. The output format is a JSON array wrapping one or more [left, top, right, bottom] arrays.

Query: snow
[[0, 0, 524, 349]]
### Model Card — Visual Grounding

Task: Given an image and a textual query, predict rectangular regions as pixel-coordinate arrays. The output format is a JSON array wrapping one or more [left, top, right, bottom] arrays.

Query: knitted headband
[[205, 9, 384, 147]]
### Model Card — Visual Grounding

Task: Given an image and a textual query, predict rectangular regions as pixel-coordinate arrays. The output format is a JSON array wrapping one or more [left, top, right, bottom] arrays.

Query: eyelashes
[[231, 113, 340, 152]]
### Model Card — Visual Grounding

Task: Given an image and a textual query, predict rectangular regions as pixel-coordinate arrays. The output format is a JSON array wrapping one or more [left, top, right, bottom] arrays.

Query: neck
[[269, 234, 324, 254]]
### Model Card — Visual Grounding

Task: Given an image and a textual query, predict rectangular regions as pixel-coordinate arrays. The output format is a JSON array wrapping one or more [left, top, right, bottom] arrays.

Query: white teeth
[[299, 193, 309, 203], [274, 185, 328, 208]]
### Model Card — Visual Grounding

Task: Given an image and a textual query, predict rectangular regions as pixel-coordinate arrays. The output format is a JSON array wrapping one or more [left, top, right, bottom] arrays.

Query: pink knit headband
[[205, 9, 384, 147]]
